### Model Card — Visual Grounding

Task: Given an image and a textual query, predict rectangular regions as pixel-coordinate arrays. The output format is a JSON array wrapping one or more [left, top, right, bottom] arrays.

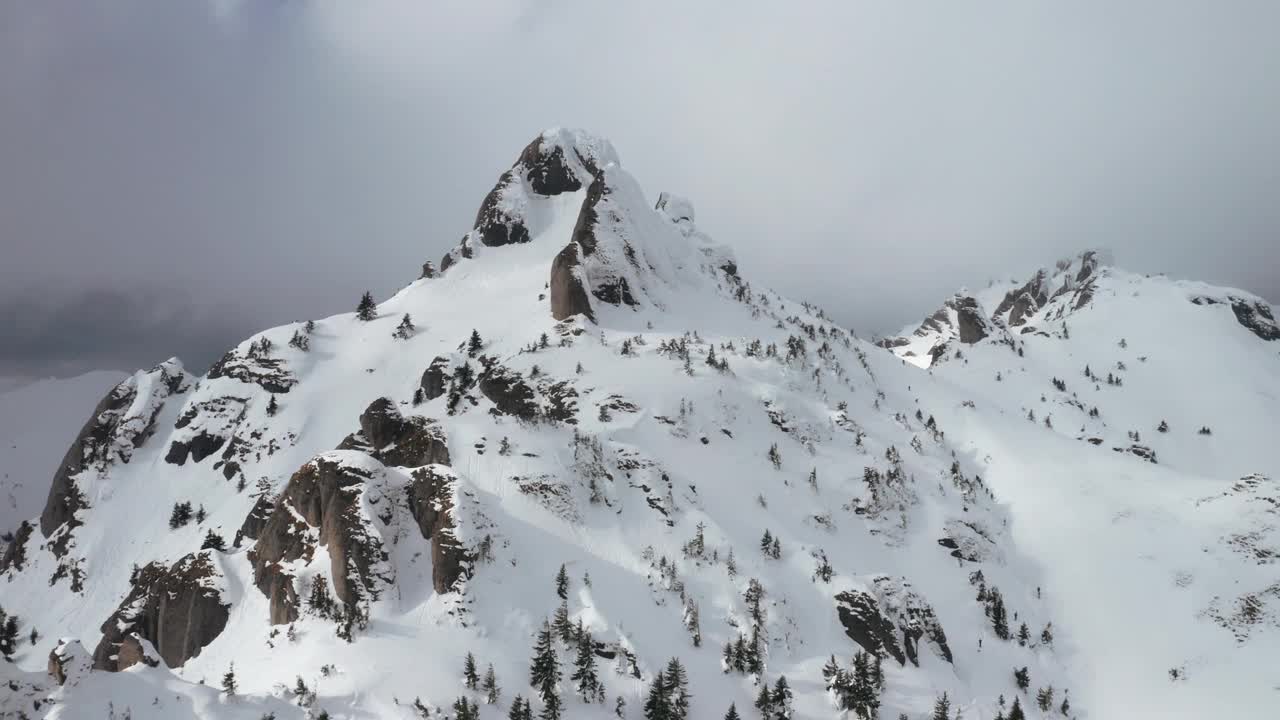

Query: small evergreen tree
[[412, 387, 425, 406], [266, 395, 279, 417], [1017, 622, 1030, 646], [571, 630, 603, 702], [529, 622, 561, 716], [393, 314, 416, 340], [1007, 696, 1025, 720], [643, 670, 670, 720], [483, 663, 501, 704], [555, 565, 570, 599], [222, 663, 238, 696], [724, 703, 741, 720], [666, 657, 690, 720], [753, 684, 774, 716], [553, 600, 572, 644], [201, 530, 226, 552], [453, 696, 480, 720], [196, 504, 207, 523], [288, 329, 310, 351], [931, 692, 951, 720], [615, 695, 627, 718], [463, 651, 480, 690], [356, 291, 377, 321], [771, 675, 793, 720], [169, 501, 193, 529], [1014, 666, 1030, 691], [1036, 686, 1054, 712], [468, 330, 484, 356], [508, 696, 533, 720]]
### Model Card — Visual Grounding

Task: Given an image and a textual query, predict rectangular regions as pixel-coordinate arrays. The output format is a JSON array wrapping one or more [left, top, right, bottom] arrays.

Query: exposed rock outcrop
[[49, 639, 92, 686], [408, 465, 468, 593], [1230, 299, 1280, 341], [207, 345, 297, 394], [478, 365, 539, 420], [41, 360, 191, 552], [835, 576, 952, 667], [420, 356, 452, 401], [247, 453, 392, 624], [994, 269, 1052, 327], [953, 296, 991, 344], [91, 551, 229, 671], [550, 240, 596, 321], [338, 397, 451, 468], [164, 395, 247, 466], [440, 129, 616, 274]]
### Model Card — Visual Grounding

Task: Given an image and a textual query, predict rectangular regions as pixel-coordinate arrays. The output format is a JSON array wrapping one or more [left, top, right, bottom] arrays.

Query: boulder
[[207, 347, 297, 394], [1229, 298, 1280, 341], [91, 551, 229, 671]]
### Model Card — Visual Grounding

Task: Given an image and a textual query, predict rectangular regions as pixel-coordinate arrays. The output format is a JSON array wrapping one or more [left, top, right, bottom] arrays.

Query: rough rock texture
[[420, 356, 452, 401], [1075, 250, 1100, 283], [41, 360, 191, 550], [835, 576, 952, 667], [165, 396, 247, 466], [550, 240, 596, 321], [571, 173, 638, 308], [408, 465, 468, 593], [995, 269, 1052, 327], [953, 296, 992, 344], [440, 129, 615, 276], [337, 397, 451, 468], [419, 261, 437, 279], [92, 551, 229, 671], [233, 494, 275, 548], [1, 519, 33, 572], [48, 639, 92, 686], [478, 365, 539, 420], [1229, 299, 1280, 341], [207, 347, 297, 394], [248, 454, 391, 624]]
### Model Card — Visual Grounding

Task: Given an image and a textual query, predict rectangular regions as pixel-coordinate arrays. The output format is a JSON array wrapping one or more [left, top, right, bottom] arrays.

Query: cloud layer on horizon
[[2, 0, 1277, 377]]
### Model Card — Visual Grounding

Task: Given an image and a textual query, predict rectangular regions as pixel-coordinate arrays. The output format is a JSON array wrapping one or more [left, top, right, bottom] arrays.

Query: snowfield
[[2, 131, 1276, 720]]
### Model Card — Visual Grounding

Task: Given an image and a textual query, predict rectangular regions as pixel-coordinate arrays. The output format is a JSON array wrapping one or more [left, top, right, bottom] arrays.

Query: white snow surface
[[2, 133, 1278, 719]]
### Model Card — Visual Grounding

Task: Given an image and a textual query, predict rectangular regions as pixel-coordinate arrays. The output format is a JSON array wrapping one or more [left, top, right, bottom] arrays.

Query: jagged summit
[[879, 249, 1277, 368], [436, 128, 737, 325], [2, 135, 1278, 720]]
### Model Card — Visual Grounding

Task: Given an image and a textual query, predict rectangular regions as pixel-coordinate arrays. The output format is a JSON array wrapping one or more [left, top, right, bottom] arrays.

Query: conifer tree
[[615, 696, 626, 718], [754, 684, 774, 716], [529, 622, 561, 716], [571, 630, 603, 702], [356, 291, 377, 321], [468, 330, 484, 356], [665, 657, 690, 720], [508, 695, 533, 720], [1014, 666, 1030, 691], [1007, 696, 1025, 720], [643, 670, 670, 720], [723, 703, 741, 720], [288, 329, 310, 351], [222, 663, 238, 696], [463, 651, 480, 690], [453, 697, 479, 720], [771, 675, 793, 720], [931, 692, 950, 720], [393, 314, 416, 340], [553, 600, 572, 644], [201, 530, 226, 552], [481, 664, 500, 704], [266, 394, 279, 417], [1036, 686, 1054, 712], [556, 564, 570, 599], [1017, 622, 1030, 646]]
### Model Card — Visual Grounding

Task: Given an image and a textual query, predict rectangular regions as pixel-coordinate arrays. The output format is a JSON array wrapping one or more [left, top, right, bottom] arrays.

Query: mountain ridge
[[1, 129, 1277, 720]]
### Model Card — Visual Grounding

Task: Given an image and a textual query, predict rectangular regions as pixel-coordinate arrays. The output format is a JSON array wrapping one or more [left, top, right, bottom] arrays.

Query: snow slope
[[0, 371, 126, 535], [1, 132, 1276, 720]]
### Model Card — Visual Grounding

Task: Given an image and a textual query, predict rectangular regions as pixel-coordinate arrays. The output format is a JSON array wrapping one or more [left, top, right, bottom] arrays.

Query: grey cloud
[[1, 0, 1277, 378]]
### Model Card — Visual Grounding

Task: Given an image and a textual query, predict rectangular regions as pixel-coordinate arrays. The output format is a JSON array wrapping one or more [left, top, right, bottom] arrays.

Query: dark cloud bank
[[2, 1, 1277, 379]]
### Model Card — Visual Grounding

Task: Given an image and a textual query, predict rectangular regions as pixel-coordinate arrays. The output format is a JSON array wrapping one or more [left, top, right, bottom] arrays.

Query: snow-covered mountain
[[0, 371, 127, 536], [1, 130, 1276, 720]]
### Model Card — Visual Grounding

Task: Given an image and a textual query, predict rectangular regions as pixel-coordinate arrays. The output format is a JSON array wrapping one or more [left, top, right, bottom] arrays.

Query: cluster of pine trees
[[823, 651, 882, 718]]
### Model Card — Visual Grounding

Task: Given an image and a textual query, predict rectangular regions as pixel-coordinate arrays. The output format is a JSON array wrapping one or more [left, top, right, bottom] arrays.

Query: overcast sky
[[2, 0, 1277, 380]]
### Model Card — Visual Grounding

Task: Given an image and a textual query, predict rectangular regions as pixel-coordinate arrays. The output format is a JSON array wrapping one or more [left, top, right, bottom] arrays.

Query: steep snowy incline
[[876, 252, 1280, 718], [0, 371, 127, 535]]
